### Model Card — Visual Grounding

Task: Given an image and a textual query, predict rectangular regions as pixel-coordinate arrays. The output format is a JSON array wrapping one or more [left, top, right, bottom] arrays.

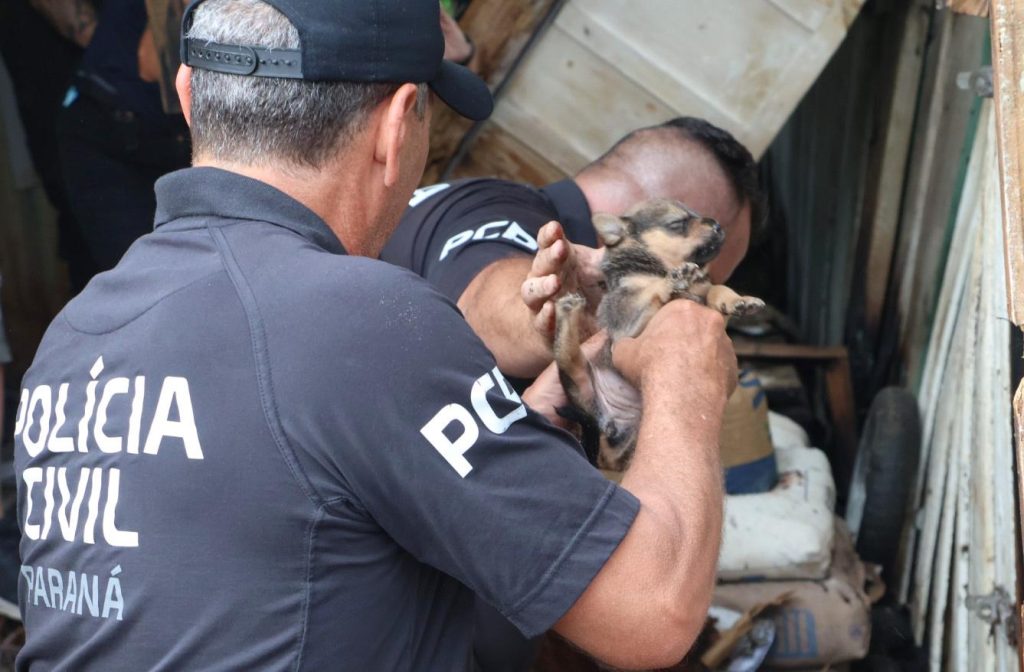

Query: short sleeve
[[395, 183, 557, 302], [271, 265, 639, 637]]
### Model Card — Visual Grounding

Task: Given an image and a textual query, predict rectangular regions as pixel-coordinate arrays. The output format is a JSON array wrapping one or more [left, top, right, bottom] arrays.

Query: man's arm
[[30, 0, 97, 48], [551, 300, 735, 669], [458, 221, 603, 378]]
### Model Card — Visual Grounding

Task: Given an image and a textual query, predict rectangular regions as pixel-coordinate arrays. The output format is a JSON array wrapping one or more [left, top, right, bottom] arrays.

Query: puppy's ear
[[593, 213, 628, 247]]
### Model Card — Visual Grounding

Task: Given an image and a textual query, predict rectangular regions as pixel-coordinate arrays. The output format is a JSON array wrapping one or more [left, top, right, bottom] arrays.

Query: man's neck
[[194, 154, 380, 257]]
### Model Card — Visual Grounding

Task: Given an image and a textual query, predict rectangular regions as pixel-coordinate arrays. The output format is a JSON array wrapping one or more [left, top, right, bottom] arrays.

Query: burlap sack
[[713, 520, 871, 668], [720, 370, 777, 494]]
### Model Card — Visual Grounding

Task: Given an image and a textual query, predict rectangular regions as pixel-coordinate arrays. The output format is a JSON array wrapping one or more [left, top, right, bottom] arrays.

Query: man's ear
[[592, 213, 629, 247], [374, 83, 421, 188], [175, 64, 193, 126]]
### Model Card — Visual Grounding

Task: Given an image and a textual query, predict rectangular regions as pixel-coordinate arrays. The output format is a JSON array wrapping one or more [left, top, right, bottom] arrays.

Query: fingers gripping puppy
[[554, 199, 764, 471]]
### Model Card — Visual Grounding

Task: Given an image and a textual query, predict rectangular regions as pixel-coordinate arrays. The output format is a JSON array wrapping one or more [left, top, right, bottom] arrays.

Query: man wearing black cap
[[13, 1, 735, 669]]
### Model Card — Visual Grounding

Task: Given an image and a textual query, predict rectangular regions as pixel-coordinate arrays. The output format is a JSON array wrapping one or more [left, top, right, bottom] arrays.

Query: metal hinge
[[966, 587, 1019, 647], [956, 65, 994, 98]]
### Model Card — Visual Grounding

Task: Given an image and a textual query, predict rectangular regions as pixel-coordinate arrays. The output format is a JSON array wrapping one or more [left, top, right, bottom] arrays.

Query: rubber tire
[[846, 387, 922, 581]]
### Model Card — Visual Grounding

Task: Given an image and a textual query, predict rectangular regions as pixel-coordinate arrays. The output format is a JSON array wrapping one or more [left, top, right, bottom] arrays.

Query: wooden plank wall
[[903, 105, 1019, 668], [423, 0, 561, 184], [989, 2, 1024, 668], [445, 0, 866, 186]]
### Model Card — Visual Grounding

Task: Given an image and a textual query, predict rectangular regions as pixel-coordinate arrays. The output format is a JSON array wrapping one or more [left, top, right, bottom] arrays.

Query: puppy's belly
[[592, 365, 642, 434]]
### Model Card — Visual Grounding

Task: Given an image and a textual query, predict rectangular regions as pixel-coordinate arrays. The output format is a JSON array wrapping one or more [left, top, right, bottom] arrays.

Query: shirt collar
[[539, 179, 597, 246], [154, 167, 347, 255]]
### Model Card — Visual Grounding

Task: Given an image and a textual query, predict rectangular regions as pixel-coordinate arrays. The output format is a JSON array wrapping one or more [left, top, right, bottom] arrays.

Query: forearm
[[556, 372, 727, 668], [457, 258, 553, 377], [621, 372, 725, 620], [30, 0, 97, 48]]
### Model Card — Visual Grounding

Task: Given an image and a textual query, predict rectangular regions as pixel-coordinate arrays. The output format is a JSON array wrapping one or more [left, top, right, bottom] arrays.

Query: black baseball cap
[[180, 0, 493, 121]]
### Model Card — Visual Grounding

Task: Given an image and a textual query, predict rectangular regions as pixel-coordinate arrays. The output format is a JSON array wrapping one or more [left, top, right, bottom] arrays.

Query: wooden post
[[992, 0, 1024, 324], [990, 0, 1024, 666]]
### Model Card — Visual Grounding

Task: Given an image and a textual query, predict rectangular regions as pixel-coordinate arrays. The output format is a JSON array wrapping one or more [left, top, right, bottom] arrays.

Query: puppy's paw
[[669, 263, 708, 290], [722, 296, 766, 317], [556, 292, 587, 315]]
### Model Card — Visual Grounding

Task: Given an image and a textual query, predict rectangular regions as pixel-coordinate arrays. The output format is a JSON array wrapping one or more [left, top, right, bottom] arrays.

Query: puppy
[[554, 199, 764, 471]]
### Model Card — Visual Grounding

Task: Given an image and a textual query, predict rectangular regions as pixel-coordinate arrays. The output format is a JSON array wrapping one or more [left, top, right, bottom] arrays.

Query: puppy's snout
[[703, 218, 724, 242], [691, 217, 725, 265]]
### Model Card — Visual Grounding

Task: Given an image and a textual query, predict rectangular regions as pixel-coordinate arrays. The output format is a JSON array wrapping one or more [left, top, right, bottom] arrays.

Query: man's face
[[626, 144, 753, 284], [705, 200, 750, 284]]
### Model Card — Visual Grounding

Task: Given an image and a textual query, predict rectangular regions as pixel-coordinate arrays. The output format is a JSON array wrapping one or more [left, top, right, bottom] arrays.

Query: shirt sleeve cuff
[[504, 483, 640, 638], [430, 245, 532, 303]]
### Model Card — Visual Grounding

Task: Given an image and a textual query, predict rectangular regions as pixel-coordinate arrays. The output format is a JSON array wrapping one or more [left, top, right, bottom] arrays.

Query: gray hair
[[187, 0, 426, 168]]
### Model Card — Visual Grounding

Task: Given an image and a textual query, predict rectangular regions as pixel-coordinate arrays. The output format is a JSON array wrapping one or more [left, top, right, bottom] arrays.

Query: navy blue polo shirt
[[13, 167, 638, 671], [381, 178, 599, 302]]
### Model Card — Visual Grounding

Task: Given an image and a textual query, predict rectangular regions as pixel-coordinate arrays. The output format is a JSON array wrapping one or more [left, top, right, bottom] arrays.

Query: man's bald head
[[575, 118, 764, 282]]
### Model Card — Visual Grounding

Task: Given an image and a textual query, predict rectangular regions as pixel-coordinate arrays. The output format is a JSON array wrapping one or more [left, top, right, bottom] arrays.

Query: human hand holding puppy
[[612, 299, 737, 401], [520, 221, 604, 339]]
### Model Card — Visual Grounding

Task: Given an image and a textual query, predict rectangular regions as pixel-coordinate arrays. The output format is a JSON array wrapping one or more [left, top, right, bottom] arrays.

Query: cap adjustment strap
[[183, 38, 303, 79]]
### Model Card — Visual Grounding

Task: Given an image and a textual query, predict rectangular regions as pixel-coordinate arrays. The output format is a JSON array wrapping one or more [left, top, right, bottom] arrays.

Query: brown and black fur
[[554, 199, 764, 471]]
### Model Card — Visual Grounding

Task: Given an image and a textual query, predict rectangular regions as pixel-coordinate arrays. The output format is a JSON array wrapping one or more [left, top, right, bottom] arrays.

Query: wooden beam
[[860, 3, 929, 340], [449, 123, 567, 185], [423, 0, 561, 185], [992, 0, 1024, 325], [949, 0, 992, 16], [733, 342, 850, 361], [991, 2, 1024, 667]]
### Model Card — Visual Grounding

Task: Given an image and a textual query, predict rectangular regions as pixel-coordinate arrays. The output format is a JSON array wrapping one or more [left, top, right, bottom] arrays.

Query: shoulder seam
[[208, 225, 325, 508], [61, 268, 227, 335]]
